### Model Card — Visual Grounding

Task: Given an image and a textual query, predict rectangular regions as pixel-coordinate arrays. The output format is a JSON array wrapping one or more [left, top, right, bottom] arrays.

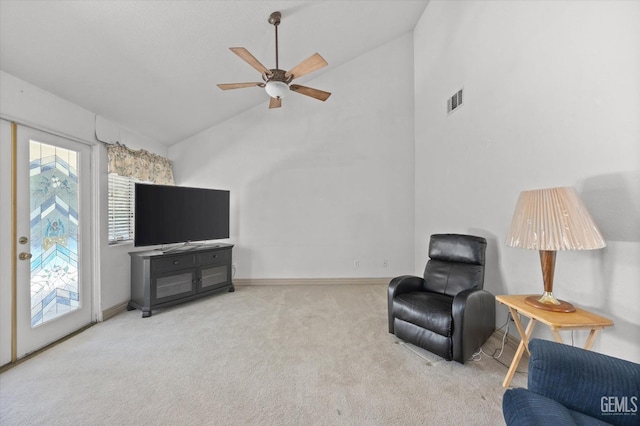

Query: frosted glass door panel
[[29, 141, 80, 326]]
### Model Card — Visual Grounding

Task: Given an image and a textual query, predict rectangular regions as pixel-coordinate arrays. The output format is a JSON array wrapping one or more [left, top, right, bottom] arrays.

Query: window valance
[[107, 143, 174, 185]]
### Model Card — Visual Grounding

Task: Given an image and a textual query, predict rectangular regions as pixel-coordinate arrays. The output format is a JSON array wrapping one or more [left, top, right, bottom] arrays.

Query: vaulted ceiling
[[0, 1, 429, 146]]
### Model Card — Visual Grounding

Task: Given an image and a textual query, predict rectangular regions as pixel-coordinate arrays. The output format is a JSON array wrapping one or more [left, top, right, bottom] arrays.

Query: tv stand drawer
[[152, 253, 196, 274], [198, 249, 231, 266]]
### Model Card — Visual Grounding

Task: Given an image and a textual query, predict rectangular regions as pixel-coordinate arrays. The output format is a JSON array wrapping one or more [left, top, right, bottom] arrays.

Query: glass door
[[14, 124, 93, 359]]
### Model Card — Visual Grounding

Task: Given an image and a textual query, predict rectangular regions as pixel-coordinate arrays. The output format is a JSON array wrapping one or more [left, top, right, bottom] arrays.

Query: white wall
[[0, 70, 168, 316], [414, 1, 640, 362], [169, 34, 416, 280], [99, 129, 169, 311]]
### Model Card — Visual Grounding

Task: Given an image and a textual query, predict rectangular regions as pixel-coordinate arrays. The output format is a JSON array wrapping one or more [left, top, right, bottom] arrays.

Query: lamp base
[[525, 293, 576, 313]]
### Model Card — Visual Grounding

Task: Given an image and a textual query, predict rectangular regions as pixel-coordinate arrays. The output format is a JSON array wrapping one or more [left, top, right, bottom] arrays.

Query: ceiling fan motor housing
[[263, 69, 293, 83]]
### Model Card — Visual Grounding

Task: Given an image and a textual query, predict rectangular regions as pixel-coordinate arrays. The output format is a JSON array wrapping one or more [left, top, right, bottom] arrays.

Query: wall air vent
[[447, 88, 463, 114]]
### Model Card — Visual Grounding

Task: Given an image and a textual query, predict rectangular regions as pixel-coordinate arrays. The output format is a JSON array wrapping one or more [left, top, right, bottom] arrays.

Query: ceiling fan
[[217, 11, 331, 109]]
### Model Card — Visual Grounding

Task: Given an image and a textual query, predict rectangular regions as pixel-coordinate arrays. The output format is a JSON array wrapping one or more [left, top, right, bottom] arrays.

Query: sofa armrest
[[528, 339, 640, 426], [503, 387, 615, 426], [387, 275, 424, 333], [451, 289, 495, 362], [503, 388, 580, 426]]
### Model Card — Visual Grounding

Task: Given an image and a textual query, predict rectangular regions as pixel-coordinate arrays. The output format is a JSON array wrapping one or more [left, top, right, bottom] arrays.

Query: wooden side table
[[496, 294, 614, 388]]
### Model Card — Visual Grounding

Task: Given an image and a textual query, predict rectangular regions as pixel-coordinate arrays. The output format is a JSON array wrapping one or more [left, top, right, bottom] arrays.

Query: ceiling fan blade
[[285, 53, 328, 80], [289, 84, 331, 102], [217, 82, 264, 90], [229, 47, 270, 75], [269, 97, 282, 109]]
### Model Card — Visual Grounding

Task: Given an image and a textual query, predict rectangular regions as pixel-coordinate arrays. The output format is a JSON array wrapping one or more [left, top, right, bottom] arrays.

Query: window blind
[[108, 174, 136, 243]]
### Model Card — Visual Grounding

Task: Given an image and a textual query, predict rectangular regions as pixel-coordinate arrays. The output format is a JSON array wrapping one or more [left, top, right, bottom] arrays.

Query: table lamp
[[505, 187, 606, 312]]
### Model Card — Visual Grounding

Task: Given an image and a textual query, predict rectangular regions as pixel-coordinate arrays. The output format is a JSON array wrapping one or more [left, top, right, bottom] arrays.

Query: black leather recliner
[[388, 234, 496, 363]]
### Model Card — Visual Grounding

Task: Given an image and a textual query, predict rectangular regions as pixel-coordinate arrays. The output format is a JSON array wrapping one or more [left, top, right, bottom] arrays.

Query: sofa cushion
[[392, 292, 453, 336]]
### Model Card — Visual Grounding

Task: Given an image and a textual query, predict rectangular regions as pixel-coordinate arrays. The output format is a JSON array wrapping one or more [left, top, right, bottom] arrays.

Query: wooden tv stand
[[128, 243, 234, 318]]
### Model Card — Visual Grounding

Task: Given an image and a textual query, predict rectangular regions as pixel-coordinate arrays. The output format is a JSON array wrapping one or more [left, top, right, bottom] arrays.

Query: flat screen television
[[134, 183, 230, 247]]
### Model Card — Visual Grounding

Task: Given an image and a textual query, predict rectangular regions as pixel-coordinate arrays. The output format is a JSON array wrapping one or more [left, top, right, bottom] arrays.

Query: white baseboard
[[102, 301, 128, 321], [233, 277, 392, 286]]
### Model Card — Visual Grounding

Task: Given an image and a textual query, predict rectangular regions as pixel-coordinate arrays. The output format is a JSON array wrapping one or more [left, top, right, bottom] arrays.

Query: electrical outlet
[[353, 260, 359, 268]]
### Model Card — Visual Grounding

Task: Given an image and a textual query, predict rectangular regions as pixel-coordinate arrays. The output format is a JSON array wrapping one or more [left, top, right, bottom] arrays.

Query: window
[[108, 174, 136, 244], [105, 143, 174, 244]]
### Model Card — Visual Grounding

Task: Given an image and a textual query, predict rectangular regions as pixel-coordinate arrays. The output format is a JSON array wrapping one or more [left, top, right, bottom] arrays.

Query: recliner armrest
[[388, 275, 424, 333], [451, 289, 495, 362]]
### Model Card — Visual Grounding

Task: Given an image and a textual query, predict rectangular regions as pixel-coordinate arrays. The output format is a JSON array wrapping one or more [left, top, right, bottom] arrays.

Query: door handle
[[19, 252, 32, 260]]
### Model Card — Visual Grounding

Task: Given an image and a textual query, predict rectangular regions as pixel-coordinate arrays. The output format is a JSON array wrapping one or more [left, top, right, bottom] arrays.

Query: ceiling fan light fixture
[[264, 80, 289, 99]]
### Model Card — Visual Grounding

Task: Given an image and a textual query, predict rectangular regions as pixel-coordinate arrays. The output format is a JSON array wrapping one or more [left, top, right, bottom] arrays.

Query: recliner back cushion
[[423, 260, 484, 296]]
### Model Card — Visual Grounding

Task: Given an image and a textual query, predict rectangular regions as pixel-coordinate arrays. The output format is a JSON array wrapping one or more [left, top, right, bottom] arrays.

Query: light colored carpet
[[0, 284, 527, 425]]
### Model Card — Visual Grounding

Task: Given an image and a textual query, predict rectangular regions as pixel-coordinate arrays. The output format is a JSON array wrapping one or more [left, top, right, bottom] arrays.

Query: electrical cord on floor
[[470, 312, 511, 362]]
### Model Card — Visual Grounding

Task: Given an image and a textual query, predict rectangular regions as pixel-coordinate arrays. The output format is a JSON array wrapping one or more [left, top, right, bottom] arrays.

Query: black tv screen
[[134, 183, 230, 247]]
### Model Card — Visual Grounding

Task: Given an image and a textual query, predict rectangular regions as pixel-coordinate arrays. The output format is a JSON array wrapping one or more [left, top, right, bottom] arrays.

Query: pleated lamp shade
[[506, 187, 606, 251], [506, 187, 606, 312]]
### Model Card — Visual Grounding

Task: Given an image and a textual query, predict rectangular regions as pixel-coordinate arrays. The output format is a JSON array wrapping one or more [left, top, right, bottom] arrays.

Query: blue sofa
[[503, 339, 640, 426]]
